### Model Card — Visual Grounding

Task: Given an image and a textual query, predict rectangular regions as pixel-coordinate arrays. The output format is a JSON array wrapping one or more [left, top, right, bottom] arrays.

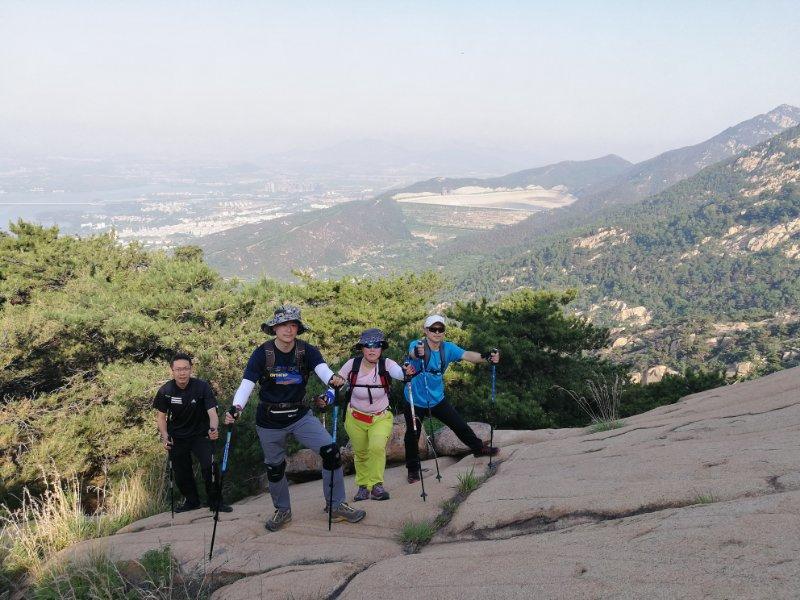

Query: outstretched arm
[[461, 349, 500, 365]]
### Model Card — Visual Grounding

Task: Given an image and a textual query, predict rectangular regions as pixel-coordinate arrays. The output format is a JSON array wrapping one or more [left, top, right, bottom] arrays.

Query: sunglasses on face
[[362, 342, 383, 349], [427, 326, 445, 334]]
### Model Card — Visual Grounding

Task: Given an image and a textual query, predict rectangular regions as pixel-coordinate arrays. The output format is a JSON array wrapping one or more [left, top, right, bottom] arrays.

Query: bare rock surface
[[433, 421, 491, 455], [343, 366, 800, 599], [444, 366, 800, 538], [55, 367, 800, 598], [385, 414, 428, 462], [342, 491, 800, 600]]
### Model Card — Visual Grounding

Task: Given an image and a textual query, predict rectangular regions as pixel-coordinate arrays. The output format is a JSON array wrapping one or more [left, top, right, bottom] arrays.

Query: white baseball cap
[[424, 314, 446, 328]]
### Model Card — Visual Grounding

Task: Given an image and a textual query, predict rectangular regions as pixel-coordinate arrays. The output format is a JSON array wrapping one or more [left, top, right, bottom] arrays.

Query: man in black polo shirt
[[153, 353, 231, 513], [225, 304, 366, 531]]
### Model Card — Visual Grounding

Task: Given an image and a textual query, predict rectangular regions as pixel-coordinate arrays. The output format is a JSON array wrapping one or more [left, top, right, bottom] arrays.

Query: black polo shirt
[[153, 378, 217, 439]]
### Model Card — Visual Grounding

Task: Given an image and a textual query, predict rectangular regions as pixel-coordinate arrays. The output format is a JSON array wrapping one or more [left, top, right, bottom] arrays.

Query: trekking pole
[[328, 388, 340, 531], [405, 362, 427, 502], [417, 341, 442, 482], [489, 348, 498, 468], [167, 437, 174, 519], [209, 407, 236, 561]]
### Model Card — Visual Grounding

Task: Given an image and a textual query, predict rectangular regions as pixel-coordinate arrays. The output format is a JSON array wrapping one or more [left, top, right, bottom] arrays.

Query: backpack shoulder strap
[[295, 339, 308, 381], [422, 340, 447, 373], [378, 357, 391, 394], [349, 356, 363, 386], [263, 340, 276, 371], [346, 356, 362, 403]]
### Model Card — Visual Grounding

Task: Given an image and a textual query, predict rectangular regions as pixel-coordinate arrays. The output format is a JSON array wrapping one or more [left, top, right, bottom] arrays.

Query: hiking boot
[[174, 500, 201, 513], [265, 508, 292, 531], [473, 443, 500, 457], [330, 502, 366, 524], [353, 486, 370, 502], [407, 470, 420, 484], [370, 483, 390, 501], [208, 502, 233, 513]]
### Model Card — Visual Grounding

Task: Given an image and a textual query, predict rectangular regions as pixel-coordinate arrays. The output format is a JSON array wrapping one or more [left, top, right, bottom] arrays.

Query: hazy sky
[[2, 1, 799, 166]]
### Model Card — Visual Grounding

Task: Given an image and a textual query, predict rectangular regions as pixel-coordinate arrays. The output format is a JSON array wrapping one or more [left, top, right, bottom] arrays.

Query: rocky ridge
[[54, 366, 800, 599]]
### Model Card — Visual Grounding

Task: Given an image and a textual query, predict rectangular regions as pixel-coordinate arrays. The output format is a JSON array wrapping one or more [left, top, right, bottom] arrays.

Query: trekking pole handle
[[415, 341, 424, 358], [482, 348, 500, 362]]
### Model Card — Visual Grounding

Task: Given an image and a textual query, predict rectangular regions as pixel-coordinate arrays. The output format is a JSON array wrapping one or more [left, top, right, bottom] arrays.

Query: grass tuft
[[398, 520, 436, 550], [587, 419, 626, 433], [0, 466, 167, 587], [31, 545, 209, 600], [693, 492, 717, 505], [456, 468, 480, 495]]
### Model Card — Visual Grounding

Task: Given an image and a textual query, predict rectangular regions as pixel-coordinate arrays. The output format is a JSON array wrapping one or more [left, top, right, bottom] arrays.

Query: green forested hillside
[[452, 126, 800, 320], [433, 104, 800, 267], [444, 126, 800, 375], [202, 196, 412, 280]]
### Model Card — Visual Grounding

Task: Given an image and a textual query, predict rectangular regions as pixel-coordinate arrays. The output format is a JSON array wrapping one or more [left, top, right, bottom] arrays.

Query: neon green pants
[[344, 406, 394, 489]]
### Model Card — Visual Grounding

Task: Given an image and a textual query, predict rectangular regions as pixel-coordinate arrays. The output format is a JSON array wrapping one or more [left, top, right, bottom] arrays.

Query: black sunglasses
[[427, 326, 445, 333], [362, 342, 383, 349]]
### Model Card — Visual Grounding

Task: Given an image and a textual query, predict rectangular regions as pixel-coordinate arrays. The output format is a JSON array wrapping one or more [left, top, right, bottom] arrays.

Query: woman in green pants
[[337, 329, 413, 501]]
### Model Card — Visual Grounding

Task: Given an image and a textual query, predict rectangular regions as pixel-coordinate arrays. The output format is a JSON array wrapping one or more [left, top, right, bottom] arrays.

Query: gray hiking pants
[[256, 412, 345, 511]]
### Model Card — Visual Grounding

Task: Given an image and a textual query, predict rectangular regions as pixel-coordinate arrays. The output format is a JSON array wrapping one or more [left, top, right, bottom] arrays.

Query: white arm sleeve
[[388, 361, 405, 380], [314, 363, 334, 385], [232, 379, 256, 410]]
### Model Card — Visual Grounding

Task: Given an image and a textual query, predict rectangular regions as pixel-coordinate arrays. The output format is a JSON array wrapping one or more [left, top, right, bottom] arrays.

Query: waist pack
[[266, 401, 306, 416], [350, 407, 388, 424]]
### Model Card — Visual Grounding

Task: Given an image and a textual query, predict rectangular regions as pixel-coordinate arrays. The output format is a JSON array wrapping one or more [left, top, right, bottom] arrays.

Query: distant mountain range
[[435, 104, 800, 263], [382, 154, 632, 199], [200, 105, 800, 285], [448, 122, 800, 374], [454, 123, 800, 311], [582, 104, 800, 210]]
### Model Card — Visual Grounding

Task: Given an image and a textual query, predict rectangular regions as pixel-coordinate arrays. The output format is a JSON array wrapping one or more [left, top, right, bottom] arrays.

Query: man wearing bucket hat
[[319, 329, 413, 501], [225, 304, 366, 531], [403, 314, 500, 484]]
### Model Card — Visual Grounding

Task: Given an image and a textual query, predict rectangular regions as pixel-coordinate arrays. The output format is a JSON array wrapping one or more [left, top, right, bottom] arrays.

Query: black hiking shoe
[[174, 500, 201, 513], [473, 444, 500, 457], [208, 502, 233, 513], [407, 470, 420, 484]]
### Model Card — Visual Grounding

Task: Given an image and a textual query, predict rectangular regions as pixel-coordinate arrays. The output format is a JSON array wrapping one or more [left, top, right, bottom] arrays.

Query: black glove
[[481, 348, 499, 361]]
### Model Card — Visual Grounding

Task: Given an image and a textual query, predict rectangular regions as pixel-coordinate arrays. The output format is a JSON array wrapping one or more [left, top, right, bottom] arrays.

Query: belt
[[350, 407, 388, 425]]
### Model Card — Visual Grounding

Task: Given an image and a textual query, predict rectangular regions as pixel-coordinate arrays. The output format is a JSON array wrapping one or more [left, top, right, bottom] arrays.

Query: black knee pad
[[265, 460, 286, 483], [319, 443, 341, 471]]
